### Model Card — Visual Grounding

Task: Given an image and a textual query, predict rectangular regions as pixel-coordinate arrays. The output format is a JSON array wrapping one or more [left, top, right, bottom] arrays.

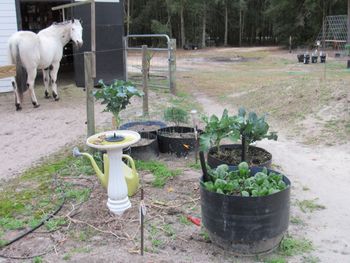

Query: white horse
[[7, 19, 83, 110]]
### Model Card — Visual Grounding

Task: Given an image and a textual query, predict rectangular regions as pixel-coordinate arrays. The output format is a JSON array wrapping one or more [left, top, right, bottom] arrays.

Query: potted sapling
[[157, 106, 200, 157], [202, 108, 277, 168], [94, 79, 144, 129]]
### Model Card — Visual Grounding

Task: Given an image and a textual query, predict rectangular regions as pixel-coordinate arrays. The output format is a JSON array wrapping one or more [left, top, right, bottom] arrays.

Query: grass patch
[[279, 236, 313, 256], [296, 199, 326, 213], [187, 162, 201, 170], [264, 257, 287, 263], [44, 217, 67, 231], [179, 215, 191, 225], [136, 160, 181, 187], [178, 48, 350, 144], [0, 150, 95, 245]]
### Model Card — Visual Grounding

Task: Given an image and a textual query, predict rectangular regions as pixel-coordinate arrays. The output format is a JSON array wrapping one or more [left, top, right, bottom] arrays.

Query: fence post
[[84, 52, 95, 137], [123, 36, 128, 81], [168, 38, 177, 95], [142, 45, 149, 116]]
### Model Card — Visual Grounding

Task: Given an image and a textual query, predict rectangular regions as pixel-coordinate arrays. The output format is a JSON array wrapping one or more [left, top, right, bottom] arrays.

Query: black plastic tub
[[120, 121, 166, 134], [297, 54, 304, 63], [311, 56, 318, 63], [207, 144, 272, 169], [200, 166, 291, 255], [157, 126, 199, 157], [320, 55, 326, 63], [126, 132, 159, 161], [303, 54, 310, 64]]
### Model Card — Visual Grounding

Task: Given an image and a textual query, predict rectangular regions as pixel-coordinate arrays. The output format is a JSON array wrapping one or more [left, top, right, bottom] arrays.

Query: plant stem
[[113, 114, 120, 129], [241, 135, 247, 162]]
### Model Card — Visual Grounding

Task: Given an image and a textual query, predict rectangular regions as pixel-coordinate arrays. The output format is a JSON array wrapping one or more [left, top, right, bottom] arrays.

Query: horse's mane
[[52, 20, 74, 26]]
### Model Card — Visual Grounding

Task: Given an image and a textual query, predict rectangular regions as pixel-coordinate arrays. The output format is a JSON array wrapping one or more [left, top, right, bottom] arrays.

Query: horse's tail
[[8, 38, 28, 96]]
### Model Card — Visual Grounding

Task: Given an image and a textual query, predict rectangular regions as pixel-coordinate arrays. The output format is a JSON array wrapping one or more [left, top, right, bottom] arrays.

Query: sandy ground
[[0, 82, 112, 182]]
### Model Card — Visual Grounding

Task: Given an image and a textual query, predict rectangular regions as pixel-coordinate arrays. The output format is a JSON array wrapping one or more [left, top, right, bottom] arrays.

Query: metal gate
[[124, 34, 176, 91]]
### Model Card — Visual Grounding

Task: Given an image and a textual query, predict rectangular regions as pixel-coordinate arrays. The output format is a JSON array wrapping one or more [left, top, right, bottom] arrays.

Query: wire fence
[[59, 45, 172, 90]]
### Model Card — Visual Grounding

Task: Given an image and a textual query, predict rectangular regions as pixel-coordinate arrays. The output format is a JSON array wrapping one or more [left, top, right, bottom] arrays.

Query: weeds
[[290, 216, 304, 225], [0, 150, 94, 245], [179, 215, 191, 225], [264, 257, 287, 263], [188, 162, 201, 170], [44, 217, 67, 231], [279, 236, 313, 256], [296, 199, 326, 213], [136, 160, 181, 187]]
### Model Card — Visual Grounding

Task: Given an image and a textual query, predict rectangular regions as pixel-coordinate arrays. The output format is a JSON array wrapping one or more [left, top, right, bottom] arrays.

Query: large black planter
[[157, 126, 199, 157], [120, 121, 166, 134], [126, 132, 159, 161], [200, 166, 291, 255], [207, 144, 272, 169], [320, 55, 326, 63]]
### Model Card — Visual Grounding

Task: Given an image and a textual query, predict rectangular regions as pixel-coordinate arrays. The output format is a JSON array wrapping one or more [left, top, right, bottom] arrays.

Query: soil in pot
[[120, 121, 166, 134], [200, 166, 291, 255], [208, 144, 272, 168], [157, 126, 200, 157]]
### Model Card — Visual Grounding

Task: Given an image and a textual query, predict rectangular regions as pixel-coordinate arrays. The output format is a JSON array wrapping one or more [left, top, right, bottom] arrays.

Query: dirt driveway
[[0, 83, 112, 181]]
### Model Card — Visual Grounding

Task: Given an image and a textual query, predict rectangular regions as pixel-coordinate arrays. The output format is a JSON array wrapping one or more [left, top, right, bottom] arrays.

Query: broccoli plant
[[203, 162, 287, 197], [94, 80, 144, 128], [236, 108, 277, 162], [163, 106, 189, 126], [199, 109, 239, 154]]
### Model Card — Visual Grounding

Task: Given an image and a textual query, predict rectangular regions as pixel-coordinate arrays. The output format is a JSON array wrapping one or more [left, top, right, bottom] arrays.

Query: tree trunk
[[348, 0, 350, 44], [180, 5, 186, 48], [239, 8, 242, 47], [224, 3, 228, 46], [202, 5, 206, 48], [167, 5, 172, 38]]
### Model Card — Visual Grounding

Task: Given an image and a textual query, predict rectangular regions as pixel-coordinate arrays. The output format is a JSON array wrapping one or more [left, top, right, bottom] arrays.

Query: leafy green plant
[[200, 109, 239, 153], [236, 107, 277, 162], [163, 106, 189, 126], [94, 80, 144, 127], [203, 162, 287, 197]]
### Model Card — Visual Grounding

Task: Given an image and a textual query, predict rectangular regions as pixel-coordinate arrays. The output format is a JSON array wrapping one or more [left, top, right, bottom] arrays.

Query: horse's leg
[[27, 68, 40, 108], [43, 68, 51, 98], [49, 62, 60, 101], [11, 79, 22, 111]]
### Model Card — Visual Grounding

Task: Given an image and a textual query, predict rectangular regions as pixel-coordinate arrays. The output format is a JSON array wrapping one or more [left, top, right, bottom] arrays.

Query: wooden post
[[91, 0, 96, 78], [85, 52, 95, 137], [123, 37, 128, 81], [142, 45, 149, 117], [168, 39, 177, 95]]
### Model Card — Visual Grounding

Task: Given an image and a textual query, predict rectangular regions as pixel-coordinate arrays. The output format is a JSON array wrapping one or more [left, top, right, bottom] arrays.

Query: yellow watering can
[[72, 147, 139, 196]]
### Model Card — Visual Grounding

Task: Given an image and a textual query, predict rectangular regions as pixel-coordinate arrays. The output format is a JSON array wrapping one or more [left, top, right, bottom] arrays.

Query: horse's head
[[70, 19, 83, 48]]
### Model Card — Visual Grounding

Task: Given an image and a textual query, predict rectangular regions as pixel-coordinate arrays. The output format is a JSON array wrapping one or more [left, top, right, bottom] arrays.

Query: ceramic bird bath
[[86, 130, 140, 215]]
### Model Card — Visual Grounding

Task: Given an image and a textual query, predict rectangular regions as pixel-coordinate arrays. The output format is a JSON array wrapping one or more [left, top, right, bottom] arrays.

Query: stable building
[[0, 0, 125, 93]]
